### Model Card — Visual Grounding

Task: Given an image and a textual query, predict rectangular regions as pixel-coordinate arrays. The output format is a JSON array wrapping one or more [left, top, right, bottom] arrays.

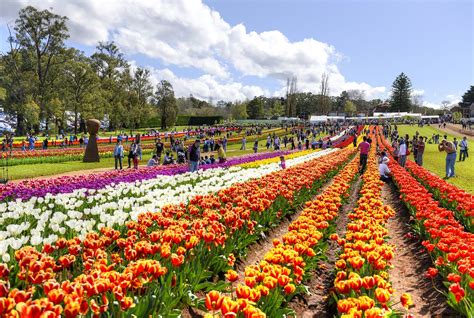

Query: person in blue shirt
[[28, 136, 35, 150], [114, 140, 124, 170]]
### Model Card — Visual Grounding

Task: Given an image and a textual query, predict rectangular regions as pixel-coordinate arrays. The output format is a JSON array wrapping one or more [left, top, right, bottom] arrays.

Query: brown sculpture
[[83, 119, 101, 162]]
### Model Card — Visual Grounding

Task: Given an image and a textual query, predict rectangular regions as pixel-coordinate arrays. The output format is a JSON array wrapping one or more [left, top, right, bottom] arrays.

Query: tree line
[[0, 6, 447, 136]]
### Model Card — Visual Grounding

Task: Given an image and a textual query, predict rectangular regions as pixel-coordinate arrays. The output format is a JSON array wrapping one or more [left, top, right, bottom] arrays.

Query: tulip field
[[0, 126, 473, 318]]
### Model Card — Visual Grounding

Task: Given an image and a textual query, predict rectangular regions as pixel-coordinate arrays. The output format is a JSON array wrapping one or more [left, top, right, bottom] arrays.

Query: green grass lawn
[[7, 131, 323, 180], [395, 125, 473, 193]]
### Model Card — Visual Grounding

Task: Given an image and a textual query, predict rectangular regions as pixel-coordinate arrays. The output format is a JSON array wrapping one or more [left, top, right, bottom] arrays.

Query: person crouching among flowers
[[279, 155, 286, 169]]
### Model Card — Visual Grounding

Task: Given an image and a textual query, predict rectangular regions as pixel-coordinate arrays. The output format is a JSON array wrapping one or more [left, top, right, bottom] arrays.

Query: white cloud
[[445, 94, 461, 105], [148, 67, 269, 102], [413, 89, 425, 96], [0, 0, 386, 101], [423, 101, 440, 109]]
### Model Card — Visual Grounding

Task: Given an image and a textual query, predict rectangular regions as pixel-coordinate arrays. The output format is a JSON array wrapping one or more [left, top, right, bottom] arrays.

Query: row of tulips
[[237, 149, 318, 168], [205, 150, 361, 317], [376, 133, 474, 316], [379, 134, 473, 232], [0, 149, 335, 263], [331, 141, 412, 317], [0, 149, 297, 201], [403, 160, 473, 232], [0, 142, 156, 160], [2, 127, 284, 159], [0, 148, 355, 317], [5, 127, 246, 149]]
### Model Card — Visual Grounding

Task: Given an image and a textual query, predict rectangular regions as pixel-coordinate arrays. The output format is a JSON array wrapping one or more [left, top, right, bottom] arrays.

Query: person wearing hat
[[379, 157, 392, 182]]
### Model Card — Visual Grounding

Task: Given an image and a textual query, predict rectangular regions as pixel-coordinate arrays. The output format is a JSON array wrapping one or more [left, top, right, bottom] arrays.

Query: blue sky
[[0, 0, 472, 107]]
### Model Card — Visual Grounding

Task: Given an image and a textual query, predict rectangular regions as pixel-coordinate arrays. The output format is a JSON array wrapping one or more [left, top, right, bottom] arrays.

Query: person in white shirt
[[398, 139, 407, 167], [379, 157, 392, 182], [459, 136, 468, 162]]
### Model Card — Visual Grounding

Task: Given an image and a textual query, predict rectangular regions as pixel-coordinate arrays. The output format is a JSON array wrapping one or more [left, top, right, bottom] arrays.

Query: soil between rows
[[234, 170, 341, 280], [382, 182, 457, 318], [288, 178, 363, 318], [182, 165, 344, 318]]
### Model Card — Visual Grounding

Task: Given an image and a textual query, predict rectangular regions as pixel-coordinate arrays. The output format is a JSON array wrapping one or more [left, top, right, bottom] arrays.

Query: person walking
[[398, 139, 407, 167], [188, 139, 201, 172], [222, 136, 227, 151], [114, 140, 124, 170], [253, 140, 258, 153], [392, 139, 399, 162], [358, 136, 370, 173], [240, 136, 246, 150], [416, 136, 425, 166], [438, 139, 457, 179], [155, 138, 164, 164], [132, 142, 142, 169], [28, 135, 35, 150], [459, 136, 468, 161], [128, 141, 138, 169]]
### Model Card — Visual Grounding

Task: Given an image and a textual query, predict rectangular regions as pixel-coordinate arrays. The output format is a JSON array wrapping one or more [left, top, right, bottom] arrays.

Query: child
[[279, 155, 286, 169]]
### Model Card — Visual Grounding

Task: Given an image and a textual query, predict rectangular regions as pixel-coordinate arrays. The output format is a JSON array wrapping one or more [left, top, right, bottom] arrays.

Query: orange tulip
[[236, 285, 251, 299], [221, 297, 240, 317], [225, 269, 239, 282], [277, 275, 291, 287], [375, 287, 390, 303], [170, 253, 184, 267], [337, 299, 353, 313], [284, 283, 296, 295], [263, 276, 277, 289], [245, 276, 257, 288], [400, 293, 413, 309], [365, 307, 383, 318], [205, 291, 223, 311]]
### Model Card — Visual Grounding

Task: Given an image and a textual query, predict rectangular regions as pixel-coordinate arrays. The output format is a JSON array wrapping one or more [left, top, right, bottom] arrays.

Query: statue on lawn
[[83, 119, 101, 162]]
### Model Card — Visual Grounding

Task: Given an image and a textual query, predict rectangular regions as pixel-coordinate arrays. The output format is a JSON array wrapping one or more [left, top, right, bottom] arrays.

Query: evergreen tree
[[390, 73, 412, 112], [461, 86, 474, 104], [154, 80, 177, 129]]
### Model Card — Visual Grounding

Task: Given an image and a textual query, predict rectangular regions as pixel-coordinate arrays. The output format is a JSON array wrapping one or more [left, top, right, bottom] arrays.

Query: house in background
[[459, 102, 474, 119]]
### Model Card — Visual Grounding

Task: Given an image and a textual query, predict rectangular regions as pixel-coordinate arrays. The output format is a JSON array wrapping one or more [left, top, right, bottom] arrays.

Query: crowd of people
[[374, 124, 470, 182], [110, 122, 350, 172]]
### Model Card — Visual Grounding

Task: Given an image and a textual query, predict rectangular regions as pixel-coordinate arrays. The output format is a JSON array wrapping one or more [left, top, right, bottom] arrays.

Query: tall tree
[[344, 100, 356, 115], [461, 86, 474, 104], [91, 41, 129, 129], [285, 76, 297, 117], [0, 43, 35, 134], [13, 6, 69, 132], [317, 72, 331, 114], [62, 49, 102, 133], [335, 91, 349, 113], [154, 80, 177, 129], [390, 72, 412, 112], [127, 67, 154, 128], [231, 102, 248, 120], [247, 96, 264, 119]]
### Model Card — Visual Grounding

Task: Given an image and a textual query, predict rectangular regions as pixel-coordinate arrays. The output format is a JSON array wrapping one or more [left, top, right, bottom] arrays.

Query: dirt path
[[233, 174, 338, 279], [289, 178, 363, 318], [382, 182, 457, 317], [438, 123, 474, 139], [181, 172, 341, 318]]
